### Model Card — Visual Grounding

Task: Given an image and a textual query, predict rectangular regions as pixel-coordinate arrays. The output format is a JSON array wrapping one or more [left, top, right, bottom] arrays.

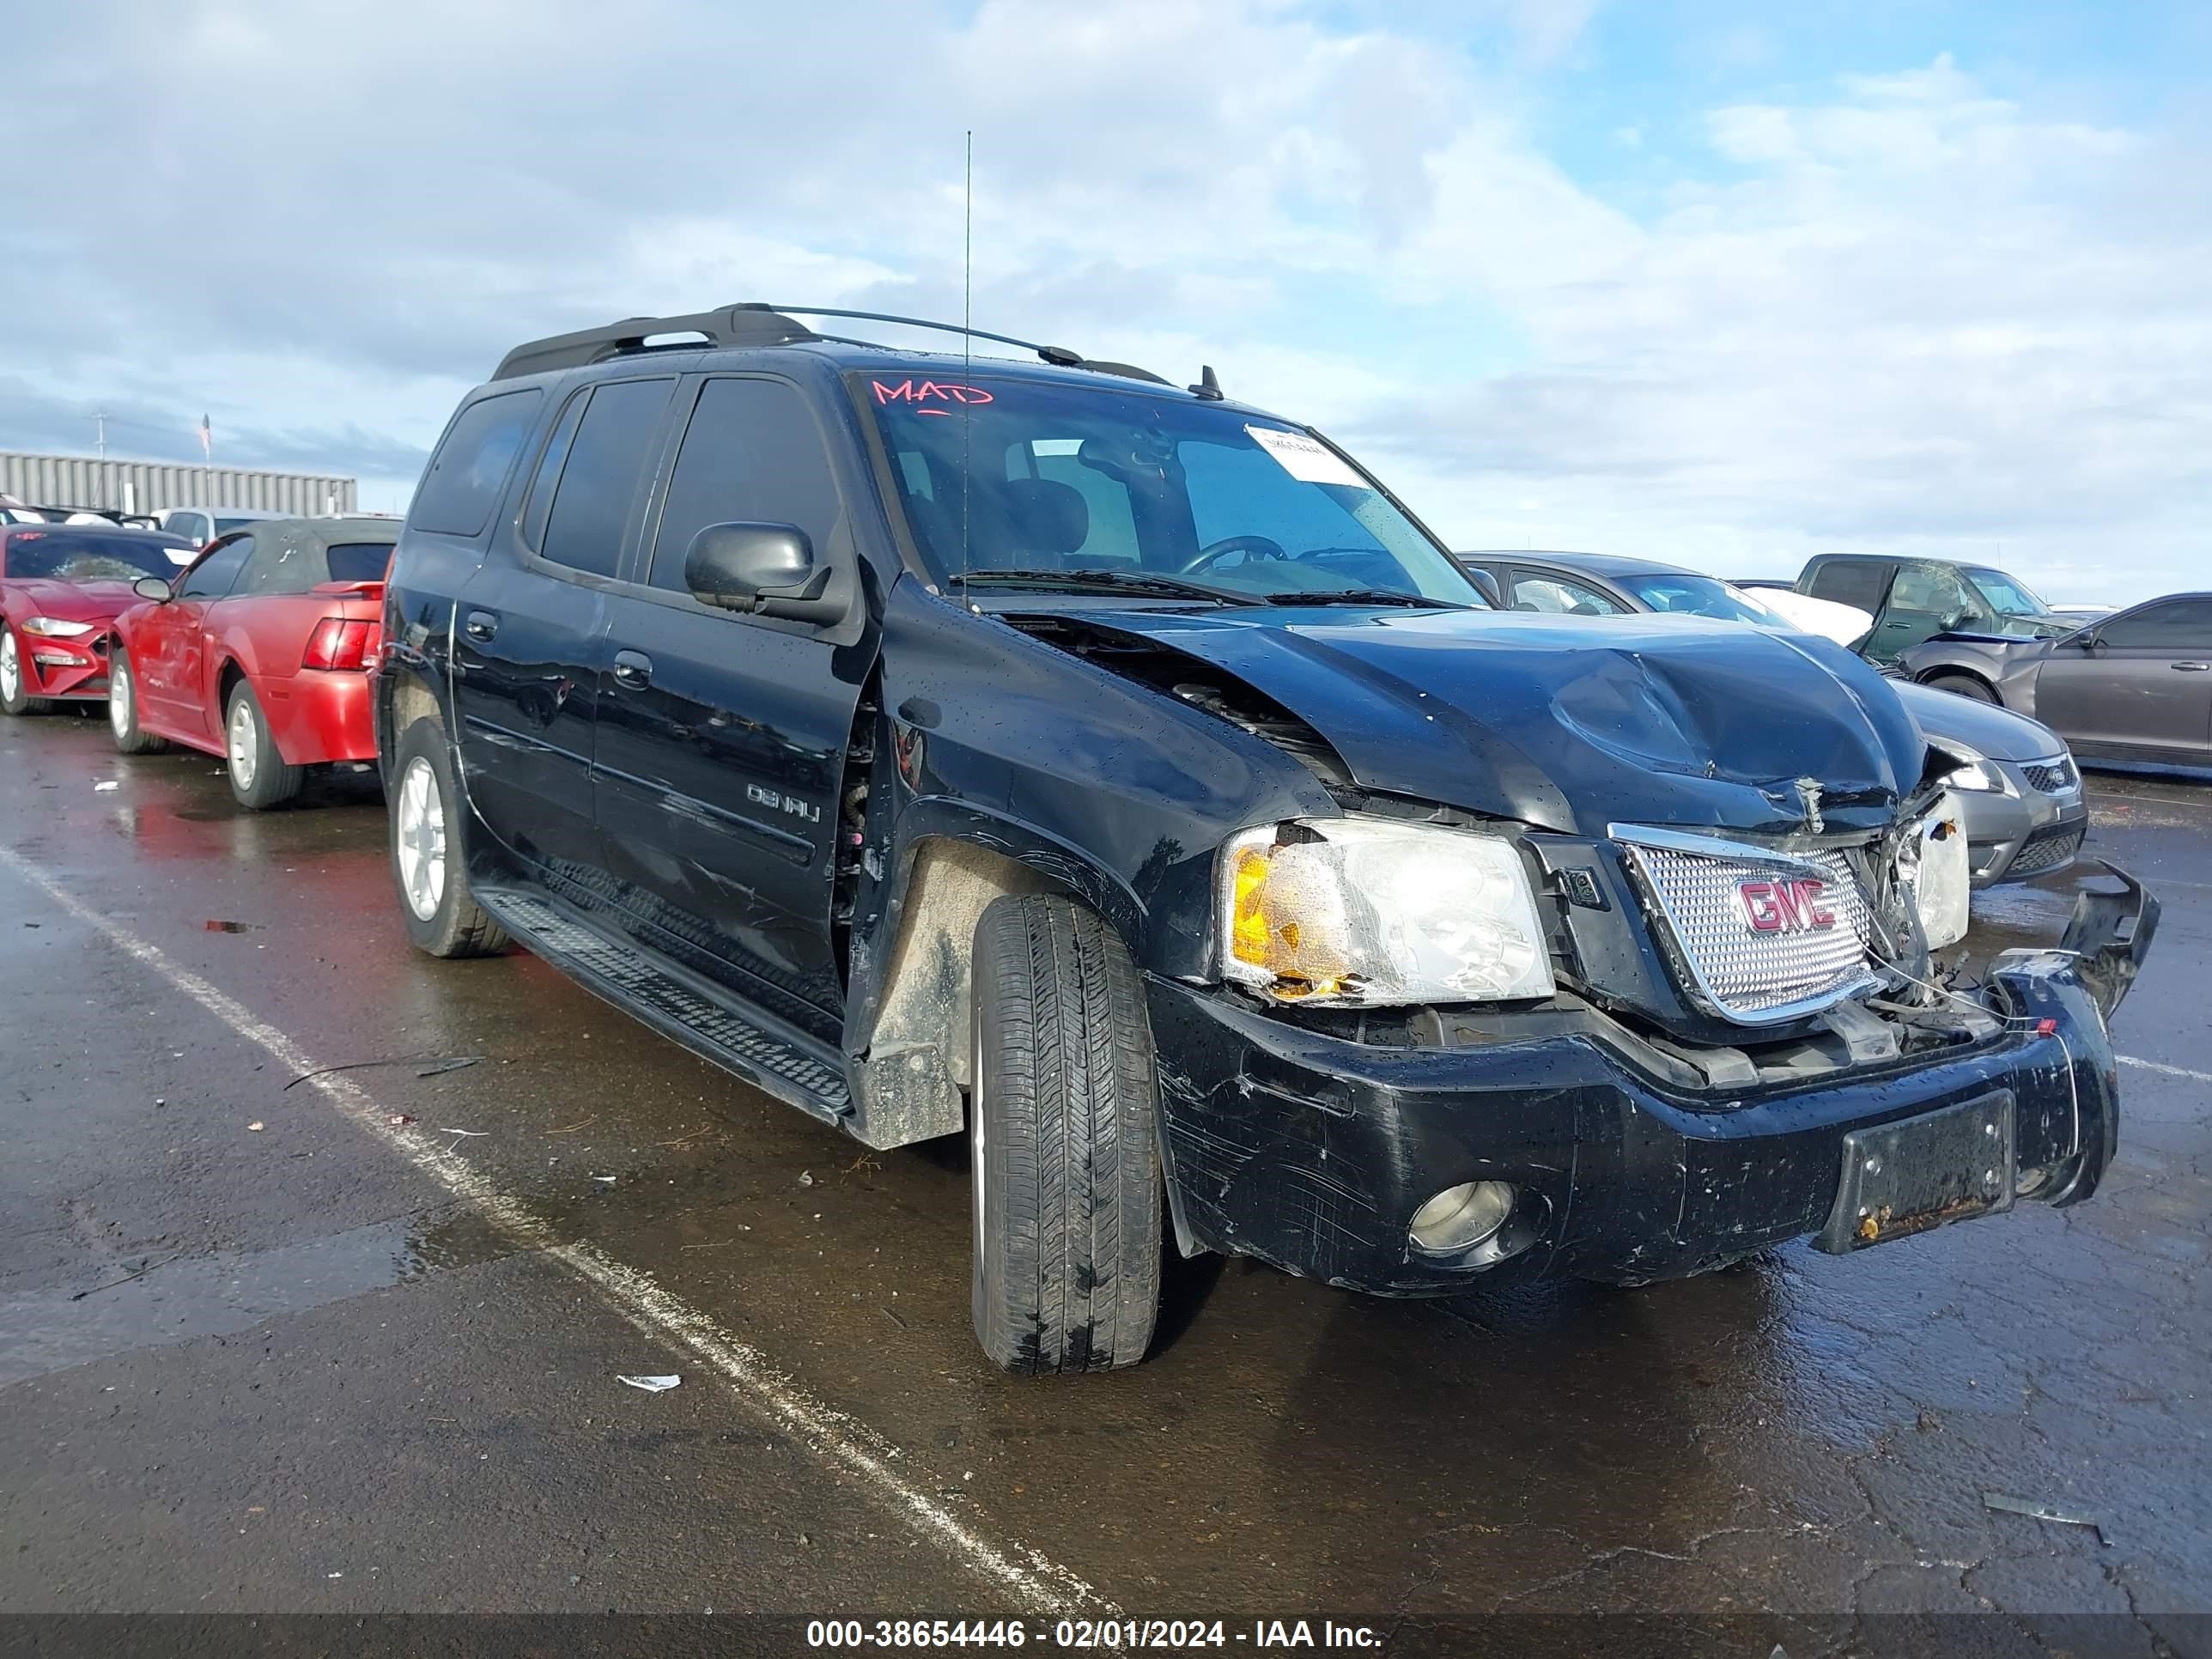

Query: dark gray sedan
[[1462, 550, 2090, 885], [1896, 592, 2212, 770]]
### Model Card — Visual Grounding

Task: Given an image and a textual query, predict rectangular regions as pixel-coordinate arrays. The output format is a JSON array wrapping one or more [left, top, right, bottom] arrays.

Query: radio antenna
[[961, 128, 973, 597]]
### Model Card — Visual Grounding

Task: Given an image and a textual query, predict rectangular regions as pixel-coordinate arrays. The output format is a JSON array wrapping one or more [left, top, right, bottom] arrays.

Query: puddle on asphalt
[[0, 1209, 518, 1388]]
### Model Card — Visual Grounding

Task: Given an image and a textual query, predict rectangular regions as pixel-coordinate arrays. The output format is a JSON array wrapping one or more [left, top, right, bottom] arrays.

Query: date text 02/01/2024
[[804, 1618, 1382, 1648]]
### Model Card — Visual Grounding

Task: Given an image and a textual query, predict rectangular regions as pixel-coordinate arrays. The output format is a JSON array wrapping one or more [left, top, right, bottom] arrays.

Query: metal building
[[0, 451, 357, 517]]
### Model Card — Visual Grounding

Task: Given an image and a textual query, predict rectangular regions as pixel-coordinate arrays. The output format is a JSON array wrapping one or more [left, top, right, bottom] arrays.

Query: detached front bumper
[[1150, 867, 2156, 1294]]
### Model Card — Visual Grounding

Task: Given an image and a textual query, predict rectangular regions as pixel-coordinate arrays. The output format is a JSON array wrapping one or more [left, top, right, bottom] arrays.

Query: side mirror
[[2074, 630, 2104, 653], [684, 522, 838, 623], [132, 576, 173, 603], [1460, 567, 1500, 606]]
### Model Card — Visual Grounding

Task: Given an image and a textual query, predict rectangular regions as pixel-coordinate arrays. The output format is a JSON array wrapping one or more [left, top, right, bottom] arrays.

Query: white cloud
[[0, 9, 2203, 601]]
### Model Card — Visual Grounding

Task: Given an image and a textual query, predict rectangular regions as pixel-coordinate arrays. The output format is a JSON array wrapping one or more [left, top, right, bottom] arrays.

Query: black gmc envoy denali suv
[[374, 303, 2156, 1373]]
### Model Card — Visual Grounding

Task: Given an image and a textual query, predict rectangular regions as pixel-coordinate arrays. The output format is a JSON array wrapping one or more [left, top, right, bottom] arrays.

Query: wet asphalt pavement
[[0, 705, 2206, 1653]]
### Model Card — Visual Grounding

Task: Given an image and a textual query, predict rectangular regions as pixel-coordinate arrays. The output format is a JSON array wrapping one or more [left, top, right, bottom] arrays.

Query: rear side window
[[2099, 599, 2212, 650], [179, 535, 255, 599], [410, 389, 544, 538], [539, 379, 673, 578], [1807, 561, 1888, 612], [325, 543, 396, 583], [647, 379, 840, 592]]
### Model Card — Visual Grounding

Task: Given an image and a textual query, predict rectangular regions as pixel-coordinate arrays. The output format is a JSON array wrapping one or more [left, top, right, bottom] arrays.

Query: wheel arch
[[1918, 665, 2001, 701], [842, 809, 1144, 1152]]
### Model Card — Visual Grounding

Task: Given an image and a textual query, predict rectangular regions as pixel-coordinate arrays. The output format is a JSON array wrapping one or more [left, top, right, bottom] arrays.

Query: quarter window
[[410, 389, 544, 538], [538, 379, 674, 579]]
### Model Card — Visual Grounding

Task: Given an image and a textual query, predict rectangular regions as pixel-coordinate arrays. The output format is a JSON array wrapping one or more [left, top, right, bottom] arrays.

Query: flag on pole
[[198, 413, 213, 462]]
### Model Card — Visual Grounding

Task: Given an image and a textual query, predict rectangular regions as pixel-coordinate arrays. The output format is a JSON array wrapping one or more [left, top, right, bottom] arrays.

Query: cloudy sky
[[6, 0, 2207, 601]]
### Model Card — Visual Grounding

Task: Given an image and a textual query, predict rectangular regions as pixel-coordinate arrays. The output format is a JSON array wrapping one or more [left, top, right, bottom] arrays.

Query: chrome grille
[[2021, 755, 2077, 794], [1619, 834, 1877, 1024]]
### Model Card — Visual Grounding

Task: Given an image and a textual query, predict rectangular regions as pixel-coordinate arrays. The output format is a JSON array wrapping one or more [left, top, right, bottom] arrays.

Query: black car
[[1460, 550, 2092, 885], [373, 303, 2154, 1375], [1795, 553, 2072, 664]]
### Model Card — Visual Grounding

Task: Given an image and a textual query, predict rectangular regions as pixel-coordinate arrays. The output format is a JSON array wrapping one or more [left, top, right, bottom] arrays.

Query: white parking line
[[0, 844, 1115, 1621], [2118, 1054, 2212, 1085]]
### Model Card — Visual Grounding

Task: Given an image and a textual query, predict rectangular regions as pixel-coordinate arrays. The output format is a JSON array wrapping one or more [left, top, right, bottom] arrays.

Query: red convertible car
[[109, 516, 397, 808], [0, 524, 195, 715]]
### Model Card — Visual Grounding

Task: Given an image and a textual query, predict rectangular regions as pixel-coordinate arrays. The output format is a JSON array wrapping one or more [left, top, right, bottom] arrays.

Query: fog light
[[1409, 1180, 1516, 1255]]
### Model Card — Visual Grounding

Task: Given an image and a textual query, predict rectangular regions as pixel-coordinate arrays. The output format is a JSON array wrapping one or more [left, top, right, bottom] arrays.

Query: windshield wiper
[[1261, 587, 1473, 610], [946, 568, 1242, 604]]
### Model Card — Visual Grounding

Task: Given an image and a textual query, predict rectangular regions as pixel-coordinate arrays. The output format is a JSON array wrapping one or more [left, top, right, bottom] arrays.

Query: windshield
[[3, 530, 181, 583], [1619, 573, 1772, 623], [857, 373, 1482, 605], [1963, 566, 2051, 618]]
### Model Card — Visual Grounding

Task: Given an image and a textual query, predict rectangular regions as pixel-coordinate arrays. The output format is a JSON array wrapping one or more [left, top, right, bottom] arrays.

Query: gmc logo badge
[[1740, 878, 1836, 934]]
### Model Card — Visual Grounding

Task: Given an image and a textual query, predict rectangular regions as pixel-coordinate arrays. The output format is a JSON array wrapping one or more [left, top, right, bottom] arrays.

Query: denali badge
[[1740, 878, 1836, 934]]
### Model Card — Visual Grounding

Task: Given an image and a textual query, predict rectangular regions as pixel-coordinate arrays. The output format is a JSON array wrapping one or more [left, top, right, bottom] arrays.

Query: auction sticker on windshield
[[1245, 426, 1365, 488]]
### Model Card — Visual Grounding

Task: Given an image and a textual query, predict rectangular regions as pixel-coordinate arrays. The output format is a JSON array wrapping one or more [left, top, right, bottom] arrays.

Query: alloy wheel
[[227, 698, 258, 792], [395, 756, 447, 922], [109, 660, 131, 739], [0, 633, 19, 702]]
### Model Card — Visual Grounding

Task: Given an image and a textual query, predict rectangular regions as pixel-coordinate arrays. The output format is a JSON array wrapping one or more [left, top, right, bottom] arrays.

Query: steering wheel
[[1178, 533, 1290, 576]]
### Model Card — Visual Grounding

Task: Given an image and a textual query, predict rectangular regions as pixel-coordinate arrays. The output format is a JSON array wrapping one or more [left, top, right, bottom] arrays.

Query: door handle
[[612, 649, 653, 689], [2172, 661, 2210, 672], [464, 610, 498, 641]]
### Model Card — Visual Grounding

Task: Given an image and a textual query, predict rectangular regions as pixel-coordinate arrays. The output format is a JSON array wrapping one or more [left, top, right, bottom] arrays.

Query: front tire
[[969, 894, 1163, 1374], [0, 629, 48, 715], [224, 681, 303, 808], [390, 716, 509, 958], [1925, 672, 1998, 704], [108, 651, 166, 753]]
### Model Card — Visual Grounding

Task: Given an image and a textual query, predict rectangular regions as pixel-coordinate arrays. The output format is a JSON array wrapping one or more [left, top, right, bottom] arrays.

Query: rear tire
[[390, 716, 509, 958], [224, 681, 303, 808], [0, 629, 48, 715], [107, 651, 166, 753], [969, 893, 1163, 1374], [1926, 672, 1998, 704]]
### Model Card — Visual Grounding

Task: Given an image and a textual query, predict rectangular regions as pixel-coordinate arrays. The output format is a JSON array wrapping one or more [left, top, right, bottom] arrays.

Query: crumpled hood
[[3, 579, 140, 624], [1043, 605, 1927, 836]]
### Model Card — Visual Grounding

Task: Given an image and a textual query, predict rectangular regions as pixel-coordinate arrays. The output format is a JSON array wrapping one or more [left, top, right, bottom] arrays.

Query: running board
[[475, 886, 854, 1127]]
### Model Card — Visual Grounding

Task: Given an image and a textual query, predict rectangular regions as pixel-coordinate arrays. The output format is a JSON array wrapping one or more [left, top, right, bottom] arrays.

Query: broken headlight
[[1219, 817, 1554, 1005], [1898, 792, 1971, 951]]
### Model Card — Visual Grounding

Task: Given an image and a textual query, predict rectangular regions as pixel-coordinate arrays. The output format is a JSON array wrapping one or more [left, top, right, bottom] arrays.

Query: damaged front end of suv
[[957, 599, 2159, 1293], [844, 351, 2158, 1364]]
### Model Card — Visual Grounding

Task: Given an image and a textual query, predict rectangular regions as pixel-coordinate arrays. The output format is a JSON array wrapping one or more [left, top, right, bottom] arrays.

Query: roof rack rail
[[489, 301, 1178, 389], [742, 304, 1091, 368], [490, 305, 818, 381], [749, 306, 1174, 384]]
